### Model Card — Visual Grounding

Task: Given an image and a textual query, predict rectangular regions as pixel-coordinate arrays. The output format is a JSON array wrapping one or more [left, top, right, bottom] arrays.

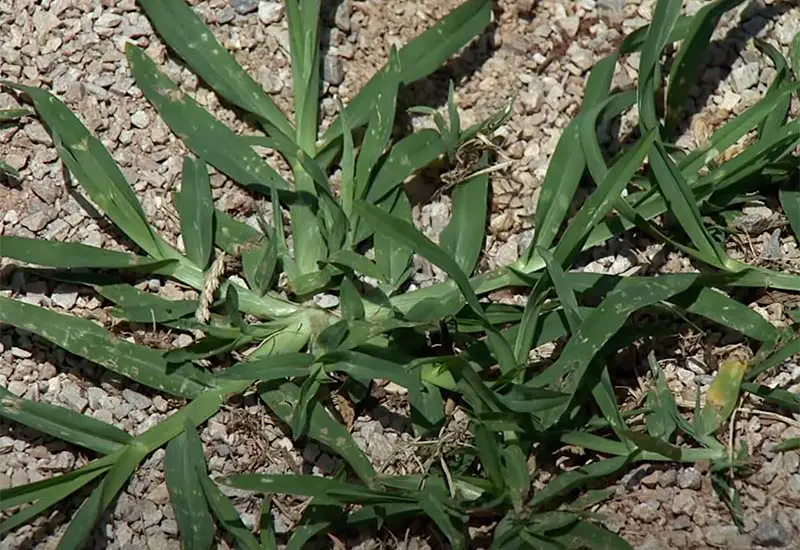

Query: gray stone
[[95, 13, 123, 28], [334, 0, 352, 32], [122, 388, 152, 410], [130, 110, 150, 129], [59, 382, 88, 412], [671, 489, 697, 516], [323, 54, 344, 85], [705, 525, 740, 546], [10, 347, 31, 359], [51, 285, 78, 310], [631, 500, 660, 522], [216, 6, 236, 24], [258, 1, 284, 24], [752, 519, 792, 547], [231, 0, 259, 15], [20, 210, 55, 232], [731, 63, 760, 93], [677, 467, 702, 490], [141, 499, 162, 527]]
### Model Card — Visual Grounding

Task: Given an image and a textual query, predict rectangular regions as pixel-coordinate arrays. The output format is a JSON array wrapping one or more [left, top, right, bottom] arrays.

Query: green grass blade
[[0, 107, 32, 121], [197, 474, 260, 550], [0, 466, 108, 535], [176, 157, 214, 270], [754, 38, 792, 141], [529, 455, 629, 509], [364, 129, 446, 206], [773, 438, 800, 452], [532, 276, 695, 428], [780, 187, 800, 239], [5, 83, 167, 259], [221, 474, 405, 503], [165, 422, 215, 550], [419, 488, 466, 550], [0, 386, 131, 454], [340, 276, 365, 321], [286, 0, 321, 153], [672, 287, 779, 342], [0, 297, 207, 398], [556, 131, 656, 267], [214, 209, 262, 254], [0, 236, 169, 270], [136, 0, 293, 138], [216, 352, 315, 380], [439, 154, 489, 275], [259, 381, 377, 485], [374, 191, 414, 290], [320, 0, 491, 147], [649, 140, 728, 267], [791, 31, 800, 77], [57, 446, 145, 550], [285, 503, 341, 550], [637, 0, 681, 133], [126, 45, 289, 194], [355, 49, 401, 201], [242, 238, 278, 297], [547, 520, 634, 550], [291, 363, 323, 438], [665, 0, 747, 136], [528, 117, 585, 257]]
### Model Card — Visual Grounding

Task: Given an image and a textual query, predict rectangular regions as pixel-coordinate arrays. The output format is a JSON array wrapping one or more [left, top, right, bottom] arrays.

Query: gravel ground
[[1, 0, 799, 548]]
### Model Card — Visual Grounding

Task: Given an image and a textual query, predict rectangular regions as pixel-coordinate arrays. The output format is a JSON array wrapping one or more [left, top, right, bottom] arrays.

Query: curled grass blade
[[0, 386, 131, 455], [176, 157, 214, 270], [637, 0, 681, 133], [136, 0, 293, 138], [0, 296, 208, 398], [754, 38, 792, 140]]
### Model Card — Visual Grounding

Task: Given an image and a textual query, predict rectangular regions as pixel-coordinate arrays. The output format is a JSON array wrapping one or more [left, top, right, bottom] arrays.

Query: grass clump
[[1, 0, 799, 548]]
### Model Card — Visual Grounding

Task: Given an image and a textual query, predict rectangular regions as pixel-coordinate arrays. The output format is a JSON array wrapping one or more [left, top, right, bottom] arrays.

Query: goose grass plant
[[1, 0, 800, 548]]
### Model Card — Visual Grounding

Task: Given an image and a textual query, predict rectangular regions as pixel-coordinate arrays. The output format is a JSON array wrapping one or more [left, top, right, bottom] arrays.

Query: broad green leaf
[[242, 237, 278, 297], [5, 83, 167, 259], [0, 297, 207, 398], [665, 0, 747, 135], [176, 157, 214, 269], [440, 154, 489, 275], [126, 45, 289, 194], [259, 381, 377, 485], [0, 387, 130, 455], [136, 0, 293, 137], [0, 236, 168, 270], [165, 422, 215, 550], [547, 520, 633, 550], [419, 488, 466, 550]]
